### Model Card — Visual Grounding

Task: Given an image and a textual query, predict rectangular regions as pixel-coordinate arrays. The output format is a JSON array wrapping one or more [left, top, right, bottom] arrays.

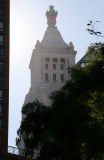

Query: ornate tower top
[[46, 6, 58, 27]]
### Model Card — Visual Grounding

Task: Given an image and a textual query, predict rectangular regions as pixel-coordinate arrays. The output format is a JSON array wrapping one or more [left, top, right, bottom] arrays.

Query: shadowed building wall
[[0, 0, 10, 159]]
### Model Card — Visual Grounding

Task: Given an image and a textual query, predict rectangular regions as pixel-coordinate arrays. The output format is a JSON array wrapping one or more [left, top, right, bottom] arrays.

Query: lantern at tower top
[[46, 6, 58, 27]]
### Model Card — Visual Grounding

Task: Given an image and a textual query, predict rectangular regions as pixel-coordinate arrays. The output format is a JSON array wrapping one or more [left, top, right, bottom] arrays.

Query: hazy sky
[[9, 0, 104, 147]]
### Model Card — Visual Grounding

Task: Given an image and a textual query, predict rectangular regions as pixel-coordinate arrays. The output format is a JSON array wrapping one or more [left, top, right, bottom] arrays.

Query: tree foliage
[[17, 43, 104, 160]]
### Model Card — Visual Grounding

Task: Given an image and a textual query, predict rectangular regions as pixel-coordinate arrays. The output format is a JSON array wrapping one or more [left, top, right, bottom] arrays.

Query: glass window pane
[[0, 104, 2, 114], [0, 156, 2, 160], [0, 76, 3, 86], [0, 62, 3, 72], [53, 64, 56, 70], [0, 119, 2, 130], [0, 48, 3, 58], [0, 90, 3, 100], [53, 73, 56, 82], [0, 22, 3, 31], [0, 0, 4, 5], [45, 57, 50, 62], [53, 58, 57, 62], [0, 8, 4, 18], [60, 64, 64, 70], [45, 63, 48, 70], [60, 74, 64, 82], [60, 58, 65, 62], [0, 35, 3, 44], [0, 134, 2, 145]]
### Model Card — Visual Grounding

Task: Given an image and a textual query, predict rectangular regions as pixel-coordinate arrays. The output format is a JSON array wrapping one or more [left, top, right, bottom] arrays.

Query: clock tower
[[18, 6, 77, 156], [23, 6, 77, 106]]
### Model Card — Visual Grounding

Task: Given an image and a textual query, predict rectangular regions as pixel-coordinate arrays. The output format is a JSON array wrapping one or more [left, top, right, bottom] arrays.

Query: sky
[[9, 0, 104, 147]]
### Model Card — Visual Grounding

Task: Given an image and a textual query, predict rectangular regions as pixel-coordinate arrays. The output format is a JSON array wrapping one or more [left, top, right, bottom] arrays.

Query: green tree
[[17, 43, 104, 160], [17, 100, 52, 157]]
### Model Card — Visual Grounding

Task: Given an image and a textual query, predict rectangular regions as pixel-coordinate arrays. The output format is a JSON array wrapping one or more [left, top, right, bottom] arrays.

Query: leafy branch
[[86, 20, 104, 37]]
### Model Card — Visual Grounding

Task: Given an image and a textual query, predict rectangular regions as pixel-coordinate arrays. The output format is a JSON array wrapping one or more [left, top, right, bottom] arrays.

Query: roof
[[41, 27, 67, 49]]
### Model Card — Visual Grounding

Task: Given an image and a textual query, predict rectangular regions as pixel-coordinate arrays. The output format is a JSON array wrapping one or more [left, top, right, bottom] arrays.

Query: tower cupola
[[46, 6, 58, 27]]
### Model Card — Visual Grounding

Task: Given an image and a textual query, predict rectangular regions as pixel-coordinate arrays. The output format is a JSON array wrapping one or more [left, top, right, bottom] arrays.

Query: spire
[[46, 6, 58, 27]]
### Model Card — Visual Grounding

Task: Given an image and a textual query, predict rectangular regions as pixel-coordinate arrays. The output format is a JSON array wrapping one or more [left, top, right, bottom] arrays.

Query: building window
[[0, 62, 3, 72], [0, 134, 2, 145], [53, 73, 56, 82], [60, 58, 65, 62], [45, 73, 49, 82], [60, 74, 64, 82], [0, 8, 4, 18], [0, 90, 3, 100], [53, 58, 57, 62], [0, 0, 4, 5], [45, 63, 48, 70], [0, 48, 3, 58], [60, 58, 65, 70], [0, 119, 2, 130], [0, 104, 2, 115], [60, 64, 64, 70], [0, 76, 3, 86], [0, 156, 2, 160], [45, 57, 50, 62], [0, 22, 3, 31], [53, 63, 56, 70], [0, 35, 3, 44]]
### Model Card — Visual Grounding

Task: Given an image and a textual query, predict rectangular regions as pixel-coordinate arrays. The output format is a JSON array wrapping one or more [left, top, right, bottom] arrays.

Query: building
[[18, 6, 77, 154], [0, 0, 10, 159], [0, 1, 32, 160], [23, 6, 77, 106], [0, 3, 76, 159]]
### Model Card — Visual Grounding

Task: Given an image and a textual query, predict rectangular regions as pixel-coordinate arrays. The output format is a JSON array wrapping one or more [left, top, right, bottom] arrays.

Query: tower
[[24, 6, 77, 106], [17, 6, 77, 157]]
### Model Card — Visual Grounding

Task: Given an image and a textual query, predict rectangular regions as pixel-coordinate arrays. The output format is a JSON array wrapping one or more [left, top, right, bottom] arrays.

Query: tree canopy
[[17, 43, 104, 160]]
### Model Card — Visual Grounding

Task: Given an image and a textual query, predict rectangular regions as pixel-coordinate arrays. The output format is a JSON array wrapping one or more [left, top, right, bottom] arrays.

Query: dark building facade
[[0, 1, 33, 160], [0, 0, 10, 159]]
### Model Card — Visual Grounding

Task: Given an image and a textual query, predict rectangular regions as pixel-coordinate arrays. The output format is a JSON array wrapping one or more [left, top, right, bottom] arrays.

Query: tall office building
[[0, 0, 10, 159]]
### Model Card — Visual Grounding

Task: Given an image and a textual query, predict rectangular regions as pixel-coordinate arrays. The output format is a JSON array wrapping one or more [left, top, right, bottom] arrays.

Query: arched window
[[45, 57, 50, 62], [53, 58, 57, 62], [60, 58, 65, 63]]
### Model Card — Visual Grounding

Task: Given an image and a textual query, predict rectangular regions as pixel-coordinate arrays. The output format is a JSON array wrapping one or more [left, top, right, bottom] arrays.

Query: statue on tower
[[46, 6, 58, 27]]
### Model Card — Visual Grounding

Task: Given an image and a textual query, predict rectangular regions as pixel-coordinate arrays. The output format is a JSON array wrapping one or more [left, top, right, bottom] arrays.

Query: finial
[[46, 6, 58, 27]]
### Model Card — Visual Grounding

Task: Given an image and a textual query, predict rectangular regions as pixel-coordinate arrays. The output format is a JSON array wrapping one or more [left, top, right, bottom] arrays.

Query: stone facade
[[18, 6, 77, 154], [24, 6, 77, 106]]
